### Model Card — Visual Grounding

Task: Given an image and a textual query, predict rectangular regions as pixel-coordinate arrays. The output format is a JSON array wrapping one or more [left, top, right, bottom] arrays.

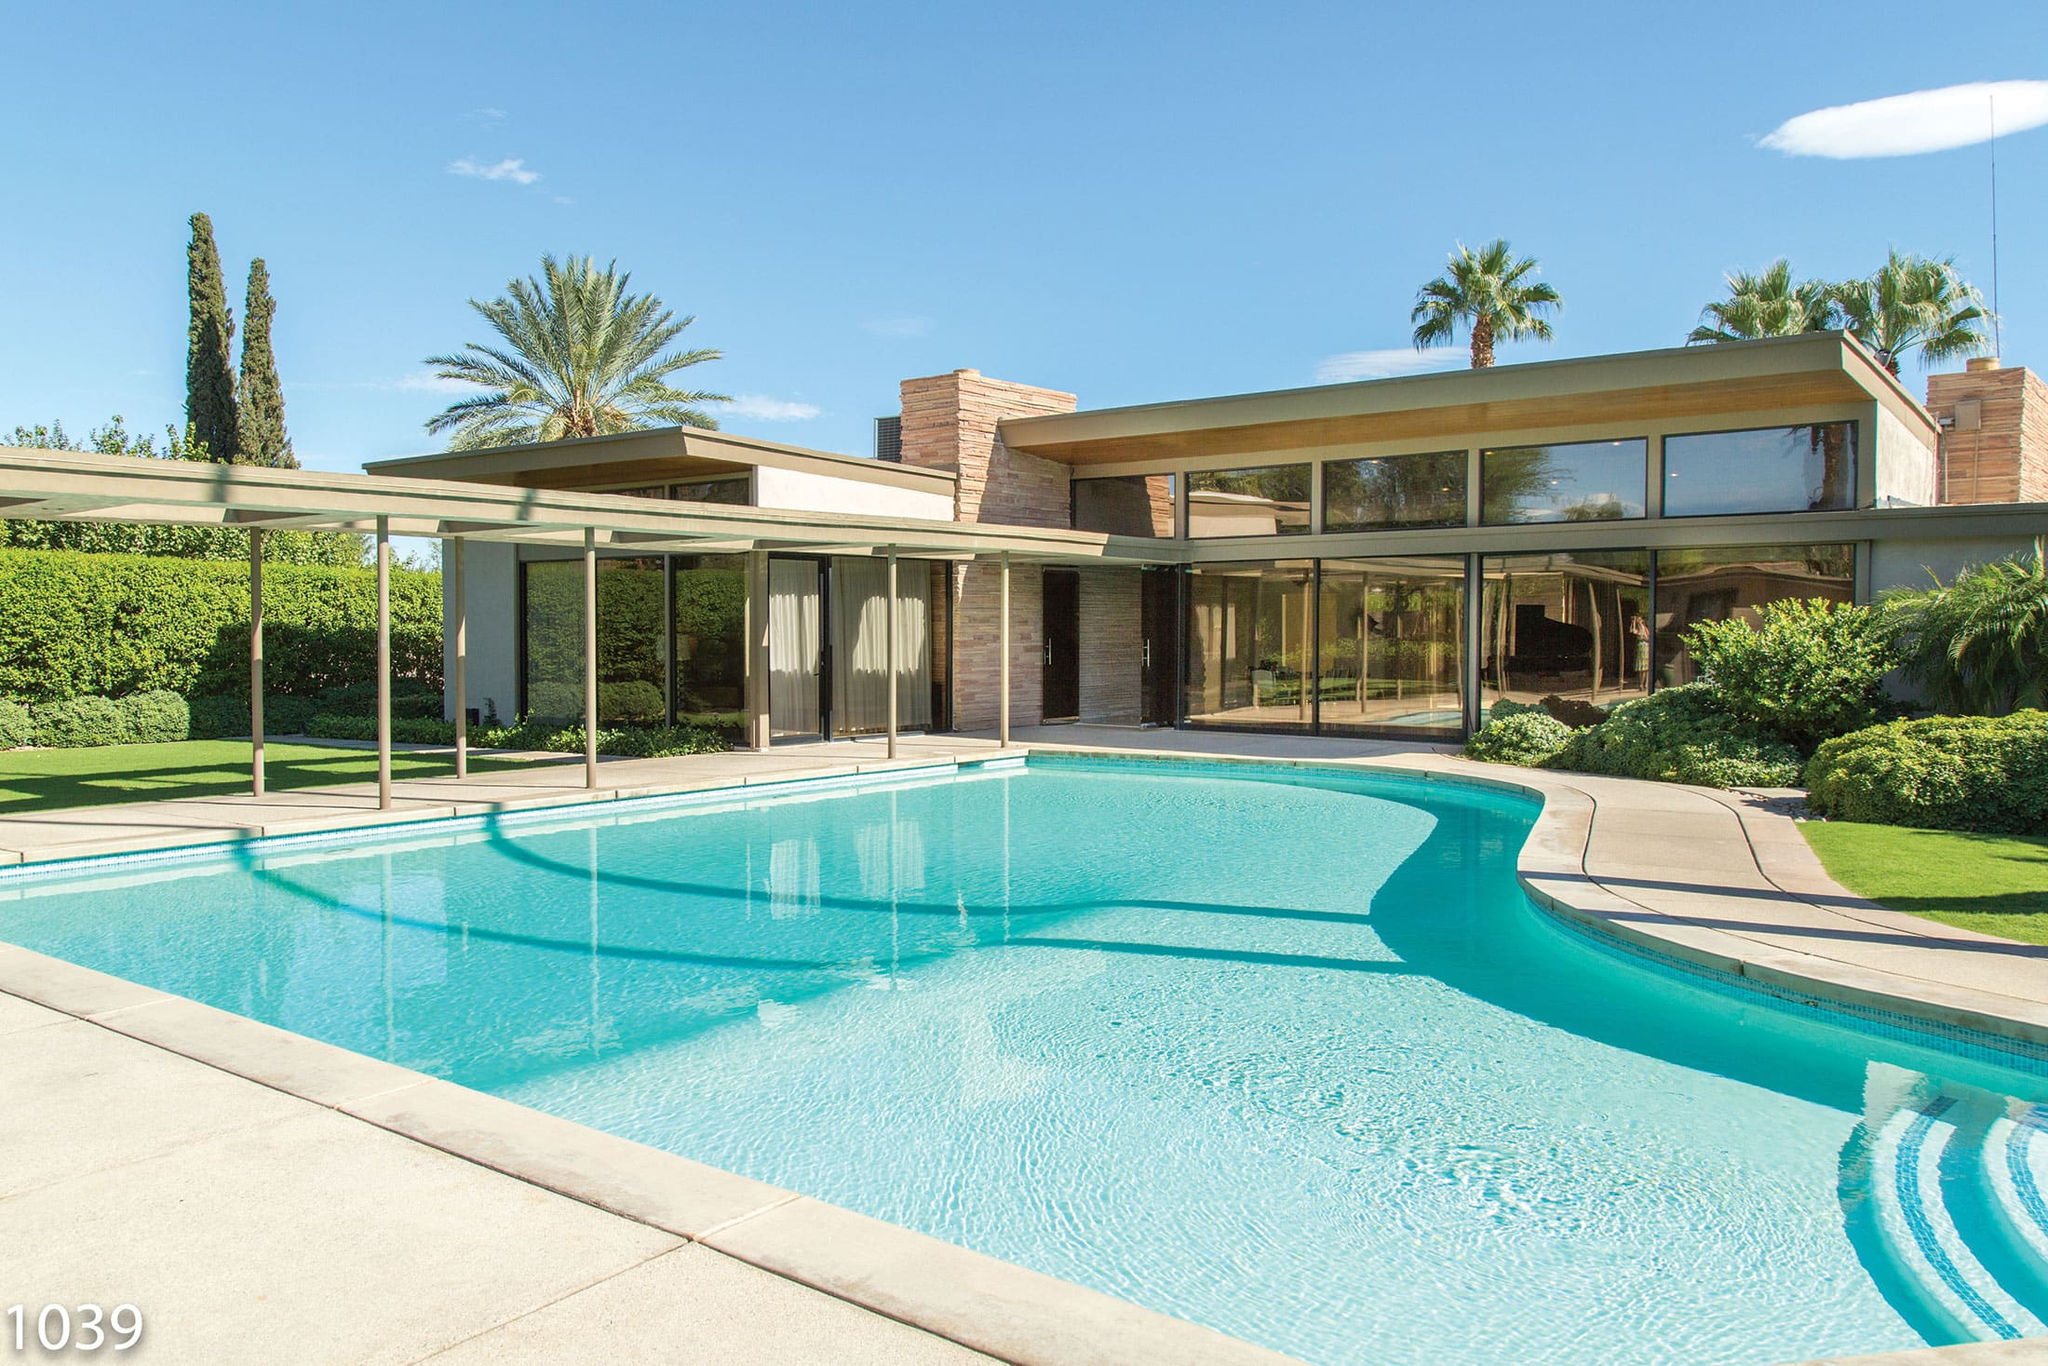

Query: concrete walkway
[[2, 730, 2043, 1365]]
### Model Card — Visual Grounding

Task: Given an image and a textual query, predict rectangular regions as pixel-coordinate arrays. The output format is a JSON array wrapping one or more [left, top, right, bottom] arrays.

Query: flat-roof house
[[365, 333, 2048, 747]]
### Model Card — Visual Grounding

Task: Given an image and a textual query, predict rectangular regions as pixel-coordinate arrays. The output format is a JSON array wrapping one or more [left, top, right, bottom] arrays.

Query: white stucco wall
[[443, 539, 520, 724], [753, 465, 954, 521], [1873, 403, 1938, 508]]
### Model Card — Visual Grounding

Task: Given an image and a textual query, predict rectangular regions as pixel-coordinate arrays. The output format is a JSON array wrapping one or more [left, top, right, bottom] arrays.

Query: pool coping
[[1, 744, 2043, 1365]]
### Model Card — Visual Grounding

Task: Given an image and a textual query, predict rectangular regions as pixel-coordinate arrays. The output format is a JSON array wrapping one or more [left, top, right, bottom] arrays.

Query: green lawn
[[1802, 821, 2048, 946], [0, 740, 549, 817]]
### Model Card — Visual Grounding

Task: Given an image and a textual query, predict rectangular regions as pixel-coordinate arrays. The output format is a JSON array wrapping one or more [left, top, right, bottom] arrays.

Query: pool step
[[1848, 1066, 2048, 1346]]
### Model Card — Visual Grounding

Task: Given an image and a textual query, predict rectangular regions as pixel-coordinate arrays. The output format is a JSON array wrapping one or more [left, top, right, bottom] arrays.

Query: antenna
[[1990, 93, 2003, 357]]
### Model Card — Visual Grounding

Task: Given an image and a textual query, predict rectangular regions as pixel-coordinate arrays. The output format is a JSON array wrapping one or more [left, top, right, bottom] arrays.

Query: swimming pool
[[2, 755, 2043, 1364]]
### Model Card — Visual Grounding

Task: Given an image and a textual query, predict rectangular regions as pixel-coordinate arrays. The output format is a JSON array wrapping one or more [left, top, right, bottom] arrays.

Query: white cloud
[[395, 370, 480, 395], [1760, 80, 2048, 159], [1314, 348, 1469, 384], [465, 107, 507, 124], [447, 156, 541, 185], [726, 394, 822, 422], [862, 316, 932, 339]]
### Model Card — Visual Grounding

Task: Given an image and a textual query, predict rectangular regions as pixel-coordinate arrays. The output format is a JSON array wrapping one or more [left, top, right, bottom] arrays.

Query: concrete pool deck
[[1, 728, 2043, 1363]]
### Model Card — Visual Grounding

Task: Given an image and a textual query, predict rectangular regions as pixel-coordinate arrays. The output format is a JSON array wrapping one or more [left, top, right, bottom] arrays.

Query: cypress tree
[[184, 213, 238, 463], [237, 259, 295, 467]]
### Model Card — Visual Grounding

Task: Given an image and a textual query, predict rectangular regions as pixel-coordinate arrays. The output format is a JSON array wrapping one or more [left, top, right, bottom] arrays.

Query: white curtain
[[769, 560, 821, 736], [831, 557, 932, 733]]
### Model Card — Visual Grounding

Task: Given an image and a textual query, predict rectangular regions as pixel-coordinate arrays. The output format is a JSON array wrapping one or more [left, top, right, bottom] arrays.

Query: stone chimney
[[898, 368, 1077, 527], [1926, 358, 2048, 504], [896, 369, 1079, 733]]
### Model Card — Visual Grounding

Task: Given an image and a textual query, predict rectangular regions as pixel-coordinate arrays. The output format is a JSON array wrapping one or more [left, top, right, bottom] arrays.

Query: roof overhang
[[999, 333, 1936, 466], [0, 448, 1142, 564], [364, 425, 956, 498]]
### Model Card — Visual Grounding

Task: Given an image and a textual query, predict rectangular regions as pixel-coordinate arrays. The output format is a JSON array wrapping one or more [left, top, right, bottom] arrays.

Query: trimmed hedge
[[0, 547, 440, 703], [1805, 712, 2048, 833], [1550, 685, 1803, 789], [303, 711, 730, 758], [119, 690, 190, 744], [0, 700, 27, 748], [31, 695, 129, 748]]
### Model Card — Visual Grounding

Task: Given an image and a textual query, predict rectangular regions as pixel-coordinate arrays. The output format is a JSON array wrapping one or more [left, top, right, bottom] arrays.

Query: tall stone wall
[[900, 369, 1077, 732]]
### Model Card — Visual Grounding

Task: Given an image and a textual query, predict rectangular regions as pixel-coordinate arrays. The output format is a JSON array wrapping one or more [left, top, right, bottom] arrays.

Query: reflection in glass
[[1187, 465, 1312, 538], [1481, 551, 1651, 720], [596, 557, 667, 724], [1317, 558, 1466, 735], [1184, 561, 1315, 729], [522, 559, 583, 721], [1663, 423, 1857, 516], [672, 555, 747, 728], [1322, 452, 1467, 531], [1655, 543, 1854, 684], [672, 476, 751, 505], [1072, 474, 1178, 537], [520, 557, 668, 724], [1482, 439, 1647, 524]]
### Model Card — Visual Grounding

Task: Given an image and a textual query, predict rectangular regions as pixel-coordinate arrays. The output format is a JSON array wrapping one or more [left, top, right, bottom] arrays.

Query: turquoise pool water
[[3, 756, 2046, 1364]]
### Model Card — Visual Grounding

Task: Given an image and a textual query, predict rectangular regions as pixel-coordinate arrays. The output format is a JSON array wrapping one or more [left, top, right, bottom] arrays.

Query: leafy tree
[[1411, 239, 1561, 369], [185, 212, 238, 462], [423, 254, 730, 450], [1686, 259, 1838, 344], [1833, 250, 1991, 376], [236, 258, 296, 467], [4, 419, 362, 565], [1680, 598, 1899, 750], [1884, 544, 2048, 716]]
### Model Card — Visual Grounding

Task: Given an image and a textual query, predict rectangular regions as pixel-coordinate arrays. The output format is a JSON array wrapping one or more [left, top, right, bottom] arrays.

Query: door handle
[[1044, 640, 1052, 665], [1143, 639, 1152, 668]]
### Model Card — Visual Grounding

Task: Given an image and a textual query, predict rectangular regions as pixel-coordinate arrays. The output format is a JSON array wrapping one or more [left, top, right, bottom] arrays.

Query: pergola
[[0, 446, 1146, 806]]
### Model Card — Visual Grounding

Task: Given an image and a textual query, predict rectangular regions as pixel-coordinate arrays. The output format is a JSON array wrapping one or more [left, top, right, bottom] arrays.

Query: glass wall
[[768, 559, 822, 738], [1318, 558, 1466, 735], [1322, 451, 1467, 531], [1072, 474, 1177, 537], [1184, 561, 1315, 729], [1186, 465, 1312, 538], [828, 556, 933, 734], [1480, 551, 1651, 721], [673, 475, 750, 505], [1654, 543, 1854, 684], [521, 560, 584, 722], [1482, 439, 1647, 524], [1663, 423, 1857, 516], [519, 557, 667, 724], [671, 555, 747, 728]]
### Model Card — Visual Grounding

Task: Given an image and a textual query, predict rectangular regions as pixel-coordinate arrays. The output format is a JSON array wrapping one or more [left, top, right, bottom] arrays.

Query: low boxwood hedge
[[31, 695, 131, 748], [0, 699, 27, 748], [118, 690, 190, 744], [1805, 711, 2048, 833]]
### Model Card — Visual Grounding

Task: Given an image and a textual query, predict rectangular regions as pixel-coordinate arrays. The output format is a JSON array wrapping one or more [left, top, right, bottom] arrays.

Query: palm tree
[[1411, 239, 1561, 369], [424, 254, 729, 450], [1686, 259, 1837, 344], [1884, 542, 2048, 715], [1832, 250, 1991, 376]]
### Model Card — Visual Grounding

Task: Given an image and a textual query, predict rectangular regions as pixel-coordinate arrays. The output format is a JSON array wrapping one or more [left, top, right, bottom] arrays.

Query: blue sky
[[3, 1, 2043, 475]]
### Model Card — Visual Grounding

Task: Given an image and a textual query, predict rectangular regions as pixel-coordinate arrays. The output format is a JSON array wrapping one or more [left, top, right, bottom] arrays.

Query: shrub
[[526, 681, 582, 720], [304, 714, 457, 745], [0, 699, 27, 748], [31, 695, 131, 748], [188, 693, 320, 739], [470, 719, 731, 759], [1464, 710, 1572, 766], [1884, 548, 2048, 716], [117, 690, 189, 743], [1681, 598, 1899, 750], [599, 679, 666, 723], [1549, 684, 1802, 788], [0, 547, 440, 703], [1805, 712, 2048, 833]]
